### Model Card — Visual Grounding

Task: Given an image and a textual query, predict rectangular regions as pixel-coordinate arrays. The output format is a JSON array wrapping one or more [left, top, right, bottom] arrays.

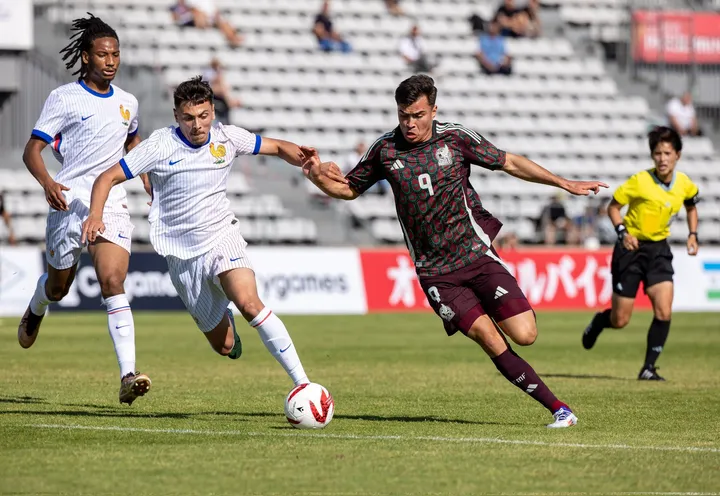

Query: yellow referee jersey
[[613, 169, 699, 242]]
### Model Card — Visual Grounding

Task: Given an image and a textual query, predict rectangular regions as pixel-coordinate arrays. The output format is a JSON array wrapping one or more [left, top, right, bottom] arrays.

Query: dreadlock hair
[[59, 13, 119, 79]]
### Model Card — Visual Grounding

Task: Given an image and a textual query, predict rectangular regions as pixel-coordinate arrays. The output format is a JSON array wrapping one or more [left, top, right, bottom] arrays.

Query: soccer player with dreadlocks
[[18, 14, 152, 405]]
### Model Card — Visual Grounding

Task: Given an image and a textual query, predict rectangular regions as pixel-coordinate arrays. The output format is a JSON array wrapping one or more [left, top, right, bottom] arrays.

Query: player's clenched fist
[[42, 180, 70, 211], [81, 215, 106, 244], [300, 146, 347, 184]]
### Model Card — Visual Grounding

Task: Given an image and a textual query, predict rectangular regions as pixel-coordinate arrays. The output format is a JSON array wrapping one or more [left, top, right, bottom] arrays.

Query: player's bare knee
[[46, 283, 70, 302], [654, 308, 672, 321], [512, 324, 537, 346], [235, 298, 264, 322], [611, 313, 631, 329], [98, 274, 126, 298]]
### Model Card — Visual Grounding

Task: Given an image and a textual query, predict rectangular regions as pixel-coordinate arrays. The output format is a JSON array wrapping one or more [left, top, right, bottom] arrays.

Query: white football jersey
[[120, 123, 261, 259], [32, 80, 139, 206]]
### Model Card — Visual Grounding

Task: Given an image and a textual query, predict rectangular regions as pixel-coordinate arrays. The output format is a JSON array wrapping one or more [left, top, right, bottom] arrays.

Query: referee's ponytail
[[648, 126, 682, 153], [59, 13, 119, 79]]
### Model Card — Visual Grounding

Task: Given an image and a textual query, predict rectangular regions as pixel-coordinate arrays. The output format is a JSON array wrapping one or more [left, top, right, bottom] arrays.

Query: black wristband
[[689, 232, 698, 240], [615, 224, 627, 240]]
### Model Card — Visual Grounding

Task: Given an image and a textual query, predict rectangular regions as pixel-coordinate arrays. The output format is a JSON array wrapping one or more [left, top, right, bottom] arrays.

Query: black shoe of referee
[[638, 365, 665, 381]]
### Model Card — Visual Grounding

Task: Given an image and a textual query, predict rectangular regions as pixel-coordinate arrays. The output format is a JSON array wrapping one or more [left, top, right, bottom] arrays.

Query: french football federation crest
[[210, 143, 227, 165], [439, 304, 455, 321], [119, 105, 130, 127], [435, 144, 453, 167]]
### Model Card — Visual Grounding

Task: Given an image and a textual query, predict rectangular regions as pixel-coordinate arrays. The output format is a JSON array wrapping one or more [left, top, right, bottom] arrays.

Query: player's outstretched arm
[[23, 137, 70, 211], [300, 146, 358, 201], [502, 153, 608, 196], [81, 163, 127, 244], [258, 137, 308, 167]]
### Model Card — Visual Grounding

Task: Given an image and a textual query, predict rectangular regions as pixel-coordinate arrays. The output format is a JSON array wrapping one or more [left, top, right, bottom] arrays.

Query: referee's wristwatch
[[689, 231, 699, 242], [615, 224, 627, 241]]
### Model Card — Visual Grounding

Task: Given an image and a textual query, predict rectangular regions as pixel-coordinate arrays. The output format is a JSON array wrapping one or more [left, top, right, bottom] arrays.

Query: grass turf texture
[[1, 311, 719, 495]]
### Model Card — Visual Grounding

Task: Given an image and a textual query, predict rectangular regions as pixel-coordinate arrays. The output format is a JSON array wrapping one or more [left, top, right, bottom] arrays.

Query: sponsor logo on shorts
[[230, 256, 242, 262], [439, 303, 455, 321], [118, 233, 129, 239], [494, 286, 508, 299]]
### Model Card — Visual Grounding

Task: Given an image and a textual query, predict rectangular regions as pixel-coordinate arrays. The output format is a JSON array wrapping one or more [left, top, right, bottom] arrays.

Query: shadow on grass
[[541, 373, 631, 381], [241, 411, 518, 426], [0, 396, 49, 405], [0, 409, 191, 419]]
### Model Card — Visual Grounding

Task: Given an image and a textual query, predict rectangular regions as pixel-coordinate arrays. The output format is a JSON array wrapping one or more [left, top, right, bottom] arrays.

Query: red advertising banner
[[633, 11, 720, 64], [360, 249, 652, 312]]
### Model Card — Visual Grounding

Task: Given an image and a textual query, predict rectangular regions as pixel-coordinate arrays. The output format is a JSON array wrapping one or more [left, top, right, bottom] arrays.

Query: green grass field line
[[2, 311, 719, 495]]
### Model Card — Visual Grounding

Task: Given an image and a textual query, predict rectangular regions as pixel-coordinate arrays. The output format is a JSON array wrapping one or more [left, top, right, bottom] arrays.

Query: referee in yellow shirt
[[582, 126, 699, 380]]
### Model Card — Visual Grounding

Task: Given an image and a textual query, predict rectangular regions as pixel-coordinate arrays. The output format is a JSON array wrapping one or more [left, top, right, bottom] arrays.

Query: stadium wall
[[2, 247, 720, 316]]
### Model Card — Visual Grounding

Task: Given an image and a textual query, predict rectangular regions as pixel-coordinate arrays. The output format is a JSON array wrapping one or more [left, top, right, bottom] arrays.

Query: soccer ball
[[284, 382, 334, 429]]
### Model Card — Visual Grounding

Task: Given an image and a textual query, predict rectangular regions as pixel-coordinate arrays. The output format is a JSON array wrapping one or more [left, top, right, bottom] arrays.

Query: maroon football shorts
[[418, 248, 533, 336]]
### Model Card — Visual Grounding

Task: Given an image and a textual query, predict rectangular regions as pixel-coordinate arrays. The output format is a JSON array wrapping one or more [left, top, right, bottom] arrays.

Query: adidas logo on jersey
[[494, 286, 508, 299], [390, 160, 404, 171]]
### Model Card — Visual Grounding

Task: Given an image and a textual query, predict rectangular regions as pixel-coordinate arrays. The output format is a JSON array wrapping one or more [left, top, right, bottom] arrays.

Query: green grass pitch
[[1, 311, 719, 495]]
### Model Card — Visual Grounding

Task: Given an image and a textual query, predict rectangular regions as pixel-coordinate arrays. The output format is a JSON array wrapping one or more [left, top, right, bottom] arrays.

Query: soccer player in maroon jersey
[[303, 75, 608, 428]]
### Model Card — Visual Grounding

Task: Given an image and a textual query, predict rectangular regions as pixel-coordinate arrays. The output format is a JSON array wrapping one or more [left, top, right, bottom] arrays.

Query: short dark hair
[[648, 126, 682, 153], [174, 76, 214, 109], [60, 13, 119, 79], [395, 75, 437, 107]]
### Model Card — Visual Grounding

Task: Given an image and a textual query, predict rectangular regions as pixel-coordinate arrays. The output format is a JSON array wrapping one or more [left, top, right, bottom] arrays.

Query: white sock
[[105, 294, 136, 379], [250, 307, 309, 386], [29, 273, 51, 316]]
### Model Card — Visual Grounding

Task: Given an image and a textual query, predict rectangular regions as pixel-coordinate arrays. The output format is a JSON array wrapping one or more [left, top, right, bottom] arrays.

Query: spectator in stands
[[667, 92, 702, 136], [494, 0, 540, 38], [399, 25, 437, 74], [313, 1, 352, 53], [0, 191, 16, 245], [203, 57, 242, 125], [344, 142, 388, 195], [496, 232, 519, 251], [384, 0, 404, 16], [171, 0, 243, 47], [476, 21, 512, 76], [469, 13, 486, 36], [595, 198, 616, 245], [170, 0, 196, 27], [539, 193, 575, 245]]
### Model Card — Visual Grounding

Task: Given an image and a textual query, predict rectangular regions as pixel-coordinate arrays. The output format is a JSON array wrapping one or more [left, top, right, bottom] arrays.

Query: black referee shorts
[[611, 239, 674, 298]]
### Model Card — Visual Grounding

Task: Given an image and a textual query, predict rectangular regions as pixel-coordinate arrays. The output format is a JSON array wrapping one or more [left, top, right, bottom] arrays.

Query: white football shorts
[[165, 222, 253, 332], [45, 198, 134, 270]]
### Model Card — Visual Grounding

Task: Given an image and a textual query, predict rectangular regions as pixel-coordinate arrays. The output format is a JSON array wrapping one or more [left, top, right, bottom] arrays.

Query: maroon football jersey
[[346, 121, 506, 276]]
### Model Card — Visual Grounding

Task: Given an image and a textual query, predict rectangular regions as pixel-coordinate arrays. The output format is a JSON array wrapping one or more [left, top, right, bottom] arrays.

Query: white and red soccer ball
[[284, 382, 334, 429]]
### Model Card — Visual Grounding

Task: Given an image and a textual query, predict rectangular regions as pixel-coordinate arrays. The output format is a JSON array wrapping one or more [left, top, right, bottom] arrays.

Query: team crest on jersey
[[209, 143, 227, 165], [49, 249, 55, 258], [435, 144, 453, 167], [119, 105, 130, 127]]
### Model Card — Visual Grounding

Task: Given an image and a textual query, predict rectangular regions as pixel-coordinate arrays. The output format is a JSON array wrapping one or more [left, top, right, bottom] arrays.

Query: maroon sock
[[491, 349, 565, 413]]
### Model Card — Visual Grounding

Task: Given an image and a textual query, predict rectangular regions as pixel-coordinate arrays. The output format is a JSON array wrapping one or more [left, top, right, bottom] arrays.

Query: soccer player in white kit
[[18, 15, 152, 405], [82, 77, 344, 387]]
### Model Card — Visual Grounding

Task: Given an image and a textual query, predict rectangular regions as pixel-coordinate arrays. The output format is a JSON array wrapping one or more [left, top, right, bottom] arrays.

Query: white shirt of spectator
[[186, 0, 217, 18], [120, 123, 261, 259], [666, 97, 696, 133], [399, 36, 427, 63], [32, 81, 139, 206], [342, 150, 362, 175]]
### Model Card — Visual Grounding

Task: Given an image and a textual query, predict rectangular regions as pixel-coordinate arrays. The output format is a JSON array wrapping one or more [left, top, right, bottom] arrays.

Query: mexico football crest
[[435, 144, 453, 167]]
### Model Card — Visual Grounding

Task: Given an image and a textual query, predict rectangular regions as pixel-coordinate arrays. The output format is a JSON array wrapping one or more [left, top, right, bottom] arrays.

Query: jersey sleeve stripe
[[252, 135, 262, 155], [31, 129, 53, 143], [119, 158, 134, 180]]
